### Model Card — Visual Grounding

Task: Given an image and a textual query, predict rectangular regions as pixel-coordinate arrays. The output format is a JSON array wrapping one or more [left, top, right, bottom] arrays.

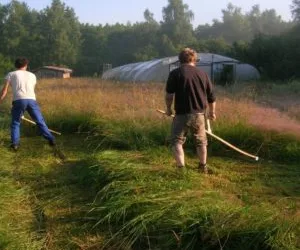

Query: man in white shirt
[[0, 57, 55, 151]]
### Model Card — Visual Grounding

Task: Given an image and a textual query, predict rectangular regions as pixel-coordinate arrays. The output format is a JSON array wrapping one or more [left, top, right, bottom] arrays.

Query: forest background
[[1, 0, 300, 80]]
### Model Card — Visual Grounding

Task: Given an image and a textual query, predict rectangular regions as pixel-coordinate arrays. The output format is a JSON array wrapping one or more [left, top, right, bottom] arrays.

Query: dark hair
[[15, 57, 29, 69], [178, 48, 197, 64]]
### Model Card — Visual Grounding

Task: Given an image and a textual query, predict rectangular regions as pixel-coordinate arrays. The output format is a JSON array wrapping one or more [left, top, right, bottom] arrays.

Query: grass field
[[0, 78, 299, 250]]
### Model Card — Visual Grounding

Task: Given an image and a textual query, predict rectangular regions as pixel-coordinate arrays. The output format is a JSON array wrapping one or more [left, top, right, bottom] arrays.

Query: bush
[[0, 54, 13, 77]]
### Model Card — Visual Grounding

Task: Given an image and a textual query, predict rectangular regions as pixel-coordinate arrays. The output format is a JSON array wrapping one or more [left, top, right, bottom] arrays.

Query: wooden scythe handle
[[21, 116, 62, 136]]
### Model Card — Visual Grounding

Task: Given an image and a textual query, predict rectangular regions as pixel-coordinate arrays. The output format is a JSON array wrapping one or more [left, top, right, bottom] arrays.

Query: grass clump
[[210, 121, 300, 163], [84, 116, 300, 164], [88, 150, 300, 250], [85, 117, 169, 151], [0, 146, 44, 250]]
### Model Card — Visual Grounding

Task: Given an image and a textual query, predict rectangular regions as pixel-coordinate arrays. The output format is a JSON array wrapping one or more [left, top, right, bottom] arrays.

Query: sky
[[0, 0, 293, 27]]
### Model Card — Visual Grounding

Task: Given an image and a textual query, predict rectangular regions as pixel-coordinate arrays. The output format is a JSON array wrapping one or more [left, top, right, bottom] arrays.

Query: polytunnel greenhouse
[[102, 53, 260, 85]]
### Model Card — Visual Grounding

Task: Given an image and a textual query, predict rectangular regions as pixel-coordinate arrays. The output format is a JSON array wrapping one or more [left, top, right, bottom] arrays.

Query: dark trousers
[[11, 99, 55, 145]]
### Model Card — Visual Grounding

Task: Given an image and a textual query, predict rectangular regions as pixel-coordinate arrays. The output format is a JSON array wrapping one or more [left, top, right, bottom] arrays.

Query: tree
[[0, 3, 8, 53], [144, 9, 157, 24], [195, 3, 292, 44], [38, 0, 81, 67], [0, 53, 13, 77], [131, 22, 160, 61], [291, 0, 300, 22], [247, 5, 262, 35], [220, 3, 252, 43], [248, 5, 291, 36], [161, 0, 195, 48], [230, 40, 249, 62], [0, 1, 37, 59], [75, 24, 107, 76], [195, 3, 252, 43]]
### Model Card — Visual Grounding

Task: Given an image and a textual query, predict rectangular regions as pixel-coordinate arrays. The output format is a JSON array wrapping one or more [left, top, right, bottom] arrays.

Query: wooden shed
[[33, 66, 73, 79]]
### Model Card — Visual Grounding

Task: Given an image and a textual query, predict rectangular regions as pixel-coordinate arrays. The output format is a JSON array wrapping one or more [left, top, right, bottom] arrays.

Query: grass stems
[[0, 79, 300, 249]]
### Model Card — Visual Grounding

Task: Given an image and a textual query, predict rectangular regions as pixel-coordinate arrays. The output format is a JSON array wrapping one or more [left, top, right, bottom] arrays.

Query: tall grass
[[13, 78, 295, 163], [1, 78, 300, 249], [219, 81, 300, 121], [2, 78, 297, 141]]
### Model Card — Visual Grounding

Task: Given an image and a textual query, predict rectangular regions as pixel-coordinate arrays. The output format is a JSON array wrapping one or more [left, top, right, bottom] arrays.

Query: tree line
[[0, 0, 300, 80]]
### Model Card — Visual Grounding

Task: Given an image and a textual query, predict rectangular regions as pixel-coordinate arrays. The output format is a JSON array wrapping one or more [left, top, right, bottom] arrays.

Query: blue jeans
[[11, 99, 55, 145]]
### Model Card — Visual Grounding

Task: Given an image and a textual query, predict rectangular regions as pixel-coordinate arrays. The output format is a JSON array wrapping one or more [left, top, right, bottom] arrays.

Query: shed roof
[[33, 66, 73, 73]]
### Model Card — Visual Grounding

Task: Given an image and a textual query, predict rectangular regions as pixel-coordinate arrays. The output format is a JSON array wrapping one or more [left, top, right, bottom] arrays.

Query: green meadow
[[0, 79, 299, 250]]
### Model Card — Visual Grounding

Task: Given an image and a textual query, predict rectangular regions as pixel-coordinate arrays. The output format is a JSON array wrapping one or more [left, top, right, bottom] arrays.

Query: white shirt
[[5, 70, 37, 101]]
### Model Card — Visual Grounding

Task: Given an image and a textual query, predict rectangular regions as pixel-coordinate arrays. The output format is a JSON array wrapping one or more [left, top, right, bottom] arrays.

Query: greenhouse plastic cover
[[102, 53, 260, 82]]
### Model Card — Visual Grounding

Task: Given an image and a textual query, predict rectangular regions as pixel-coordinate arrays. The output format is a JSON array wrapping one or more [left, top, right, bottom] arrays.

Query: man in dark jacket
[[165, 48, 216, 173]]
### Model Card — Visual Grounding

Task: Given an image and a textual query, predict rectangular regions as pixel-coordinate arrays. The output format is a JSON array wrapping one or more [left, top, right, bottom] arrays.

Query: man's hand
[[208, 111, 216, 121], [165, 93, 174, 116], [208, 102, 216, 121], [1, 81, 9, 102], [166, 107, 173, 116]]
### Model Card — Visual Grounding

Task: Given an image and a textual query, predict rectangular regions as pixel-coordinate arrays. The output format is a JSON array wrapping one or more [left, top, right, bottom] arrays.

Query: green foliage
[[143, 9, 157, 24], [0, 1, 37, 59], [234, 27, 300, 80], [191, 38, 231, 55], [291, 0, 300, 22], [0, 0, 296, 79], [0, 54, 13, 76], [220, 3, 252, 43], [0, 0, 81, 69], [75, 24, 108, 75], [38, 0, 81, 67], [161, 0, 195, 48], [248, 5, 291, 36], [195, 3, 291, 44], [230, 41, 249, 62]]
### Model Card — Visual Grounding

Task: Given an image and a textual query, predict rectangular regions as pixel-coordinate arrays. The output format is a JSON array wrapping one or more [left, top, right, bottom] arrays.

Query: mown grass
[[0, 123, 106, 250], [0, 130, 45, 250], [87, 149, 300, 250], [0, 78, 299, 249]]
